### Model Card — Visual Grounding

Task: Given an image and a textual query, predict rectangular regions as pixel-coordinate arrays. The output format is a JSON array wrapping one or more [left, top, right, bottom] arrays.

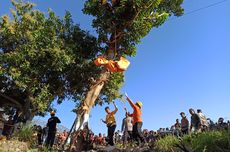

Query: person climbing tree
[[45, 111, 61, 149], [101, 101, 118, 146], [125, 94, 146, 146]]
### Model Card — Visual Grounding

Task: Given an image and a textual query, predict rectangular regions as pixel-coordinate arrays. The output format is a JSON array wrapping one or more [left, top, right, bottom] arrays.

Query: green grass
[[12, 124, 37, 148], [155, 135, 180, 152], [154, 127, 230, 152]]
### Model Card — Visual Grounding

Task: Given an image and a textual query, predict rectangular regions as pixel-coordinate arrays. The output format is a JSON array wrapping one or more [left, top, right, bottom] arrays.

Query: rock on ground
[[0, 140, 28, 152]]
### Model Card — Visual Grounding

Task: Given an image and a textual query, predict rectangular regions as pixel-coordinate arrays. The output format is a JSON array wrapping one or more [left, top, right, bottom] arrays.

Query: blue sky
[[1, 0, 230, 134]]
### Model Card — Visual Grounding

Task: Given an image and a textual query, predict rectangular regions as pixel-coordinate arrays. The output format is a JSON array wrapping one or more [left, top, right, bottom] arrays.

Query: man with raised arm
[[101, 101, 118, 146], [125, 93, 145, 146]]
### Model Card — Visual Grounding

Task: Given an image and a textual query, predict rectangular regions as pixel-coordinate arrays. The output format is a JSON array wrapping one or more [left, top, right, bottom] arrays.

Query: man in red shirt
[[125, 94, 145, 146]]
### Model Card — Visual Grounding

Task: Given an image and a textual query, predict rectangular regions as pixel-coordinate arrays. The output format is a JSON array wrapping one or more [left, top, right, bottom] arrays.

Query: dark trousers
[[45, 131, 56, 148], [124, 131, 133, 143], [181, 128, 188, 135], [37, 134, 42, 145], [128, 131, 133, 141], [107, 125, 116, 146], [133, 122, 145, 145]]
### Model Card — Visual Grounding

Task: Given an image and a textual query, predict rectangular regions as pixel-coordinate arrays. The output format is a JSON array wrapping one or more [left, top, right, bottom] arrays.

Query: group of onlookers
[[100, 95, 230, 149], [105, 108, 230, 146], [171, 108, 230, 136], [1, 106, 229, 150]]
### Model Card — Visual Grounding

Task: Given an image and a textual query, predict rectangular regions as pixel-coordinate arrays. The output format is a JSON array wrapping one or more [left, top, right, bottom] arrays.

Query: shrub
[[154, 127, 230, 152], [12, 124, 37, 148], [154, 135, 180, 152], [190, 128, 230, 152]]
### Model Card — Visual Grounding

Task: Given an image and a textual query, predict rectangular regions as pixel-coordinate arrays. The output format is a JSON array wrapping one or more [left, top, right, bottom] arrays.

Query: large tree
[[0, 1, 74, 119], [0, 0, 184, 134], [68, 0, 184, 150], [0, 0, 184, 150], [73, 0, 184, 131], [0, 1, 97, 119], [0, 1, 123, 121]]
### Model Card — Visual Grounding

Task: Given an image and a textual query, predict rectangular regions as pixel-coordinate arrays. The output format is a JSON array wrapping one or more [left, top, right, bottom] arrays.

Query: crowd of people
[[62, 105, 229, 151], [95, 107, 230, 148], [0, 97, 230, 151], [33, 124, 70, 149]]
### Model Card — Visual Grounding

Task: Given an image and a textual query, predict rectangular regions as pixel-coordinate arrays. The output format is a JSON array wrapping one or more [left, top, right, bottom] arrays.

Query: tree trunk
[[69, 71, 110, 151], [75, 71, 109, 131], [23, 95, 36, 123]]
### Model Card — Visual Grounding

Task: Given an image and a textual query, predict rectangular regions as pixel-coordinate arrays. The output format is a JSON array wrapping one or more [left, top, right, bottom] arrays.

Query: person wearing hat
[[180, 112, 189, 135], [125, 94, 145, 146], [101, 101, 118, 146], [45, 111, 61, 149]]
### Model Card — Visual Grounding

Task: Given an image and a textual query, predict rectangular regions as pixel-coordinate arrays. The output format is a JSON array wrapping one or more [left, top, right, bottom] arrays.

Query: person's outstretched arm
[[101, 119, 106, 124], [125, 108, 133, 117], [56, 117, 61, 123], [112, 101, 118, 114], [126, 95, 135, 108]]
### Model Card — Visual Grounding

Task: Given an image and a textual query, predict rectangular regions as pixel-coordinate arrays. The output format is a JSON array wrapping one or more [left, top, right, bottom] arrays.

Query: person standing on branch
[[45, 111, 61, 149], [101, 101, 118, 146], [125, 93, 145, 145]]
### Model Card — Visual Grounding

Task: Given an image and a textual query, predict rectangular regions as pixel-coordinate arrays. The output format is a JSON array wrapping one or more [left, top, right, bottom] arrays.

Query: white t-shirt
[[126, 117, 133, 131], [198, 112, 208, 126]]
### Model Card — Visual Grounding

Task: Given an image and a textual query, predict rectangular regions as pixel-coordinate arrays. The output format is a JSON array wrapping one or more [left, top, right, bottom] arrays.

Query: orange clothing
[[94, 56, 130, 72], [128, 102, 142, 124]]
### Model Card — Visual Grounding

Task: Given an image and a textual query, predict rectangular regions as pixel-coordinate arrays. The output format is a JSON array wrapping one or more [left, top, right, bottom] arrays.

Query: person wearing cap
[[180, 112, 189, 135], [45, 111, 61, 149], [101, 101, 118, 146], [125, 94, 145, 145]]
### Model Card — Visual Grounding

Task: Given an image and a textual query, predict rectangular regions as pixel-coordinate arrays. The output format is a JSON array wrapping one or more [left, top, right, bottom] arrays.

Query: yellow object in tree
[[106, 60, 118, 72], [94, 56, 108, 66], [101, 0, 107, 5], [94, 56, 130, 72], [116, 57, 130, 71]]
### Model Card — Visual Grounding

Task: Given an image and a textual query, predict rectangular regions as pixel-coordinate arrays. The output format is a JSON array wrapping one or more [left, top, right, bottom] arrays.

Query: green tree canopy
[[83, 0, 183, 57], [0, 0, 184, 121]]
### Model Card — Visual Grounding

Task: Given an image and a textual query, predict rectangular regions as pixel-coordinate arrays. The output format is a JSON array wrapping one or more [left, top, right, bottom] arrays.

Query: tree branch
[[0, 92, 22, 108]]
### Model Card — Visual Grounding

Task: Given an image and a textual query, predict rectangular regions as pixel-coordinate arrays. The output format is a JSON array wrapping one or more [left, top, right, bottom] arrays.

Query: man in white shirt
[[121, 109, 133, 145]]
